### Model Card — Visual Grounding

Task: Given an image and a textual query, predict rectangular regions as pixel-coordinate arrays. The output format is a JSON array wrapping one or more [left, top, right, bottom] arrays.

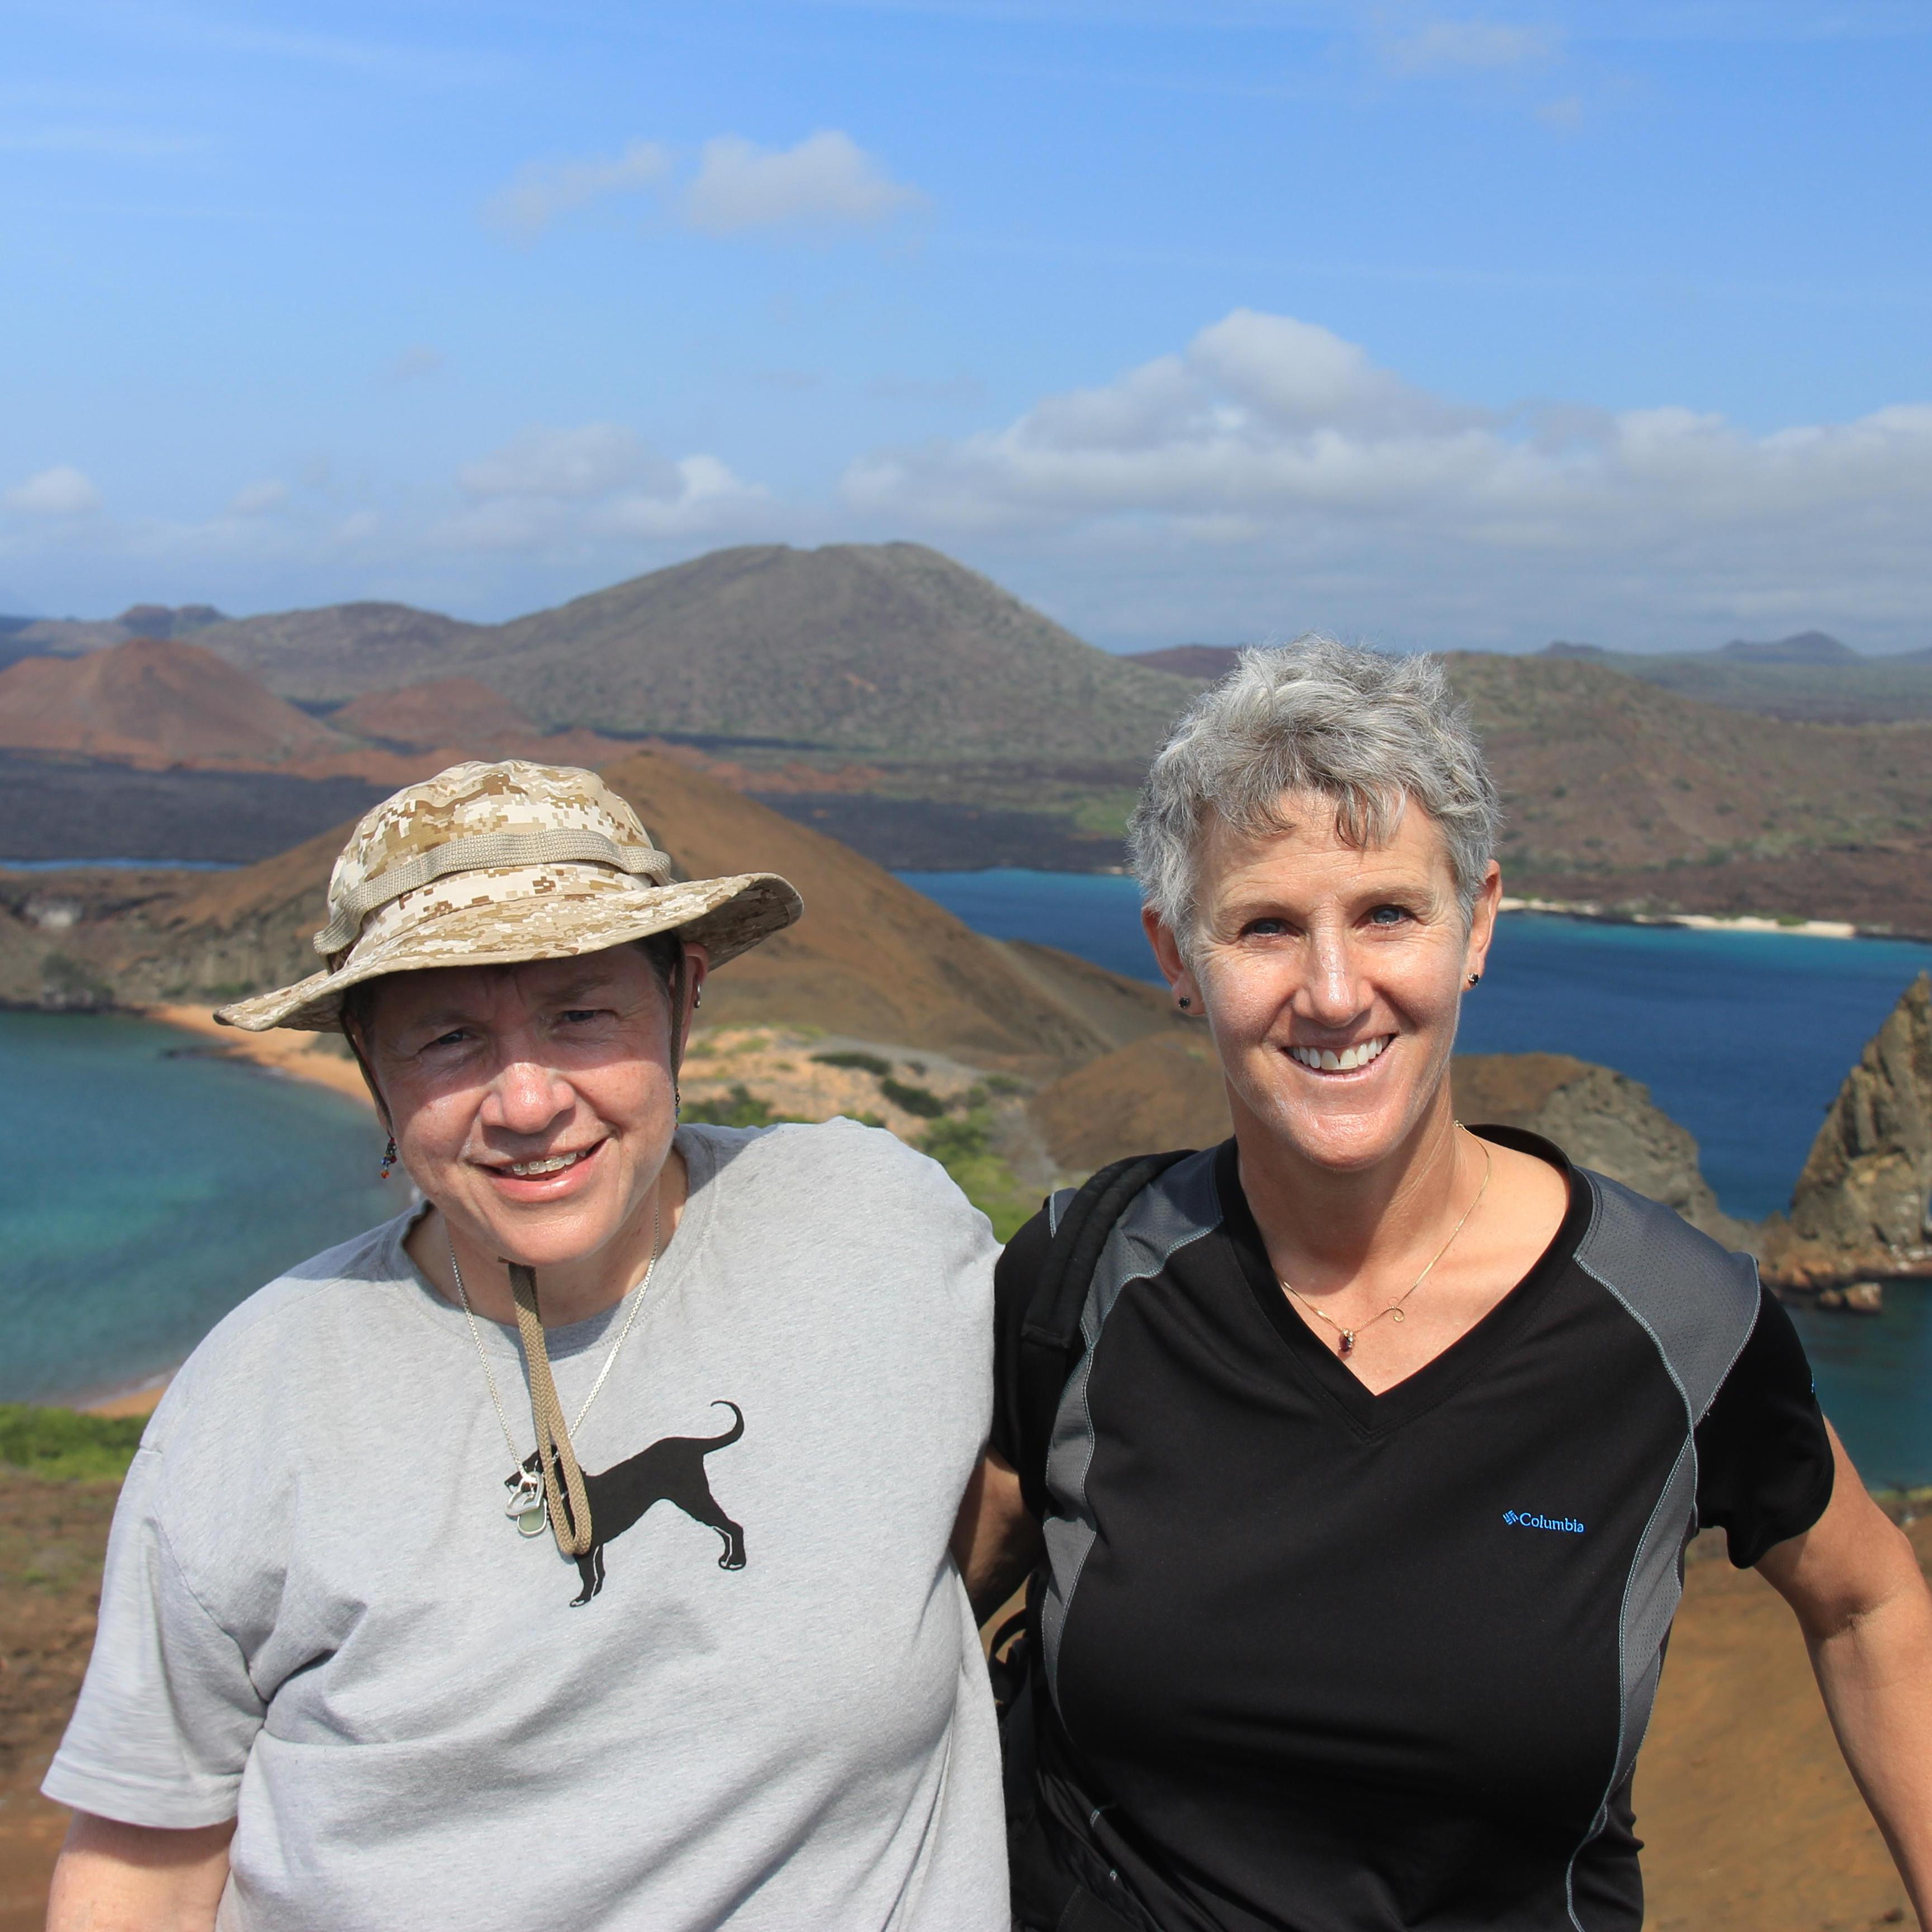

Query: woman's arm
[[45, 1811, 234, 1932], [951, 1448, 1043, 1626], [1756, 1420, 1932, 1924]]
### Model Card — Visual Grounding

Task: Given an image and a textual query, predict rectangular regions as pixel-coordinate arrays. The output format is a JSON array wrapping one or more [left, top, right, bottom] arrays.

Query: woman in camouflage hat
[[45, 760, 1007, 1932]]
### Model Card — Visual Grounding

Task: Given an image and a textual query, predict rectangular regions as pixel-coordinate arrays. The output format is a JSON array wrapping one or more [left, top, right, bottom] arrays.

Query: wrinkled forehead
[[356, 944, 661, 1036]]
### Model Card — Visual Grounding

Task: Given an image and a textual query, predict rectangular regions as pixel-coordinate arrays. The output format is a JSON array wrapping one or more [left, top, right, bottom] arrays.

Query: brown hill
[[1446, 654, 1932, 931], [192, 601, 480, 704], [0, 750, 1184, 1069], [0, 640, 344, 765], [195, 544, 1200, 761], [329, 678, 532, 750]]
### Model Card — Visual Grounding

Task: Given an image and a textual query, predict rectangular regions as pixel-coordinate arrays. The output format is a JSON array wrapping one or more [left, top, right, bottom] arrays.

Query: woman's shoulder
[[145, 1208, 425, 1436], [684, 1115, 964, 1196], [1566, 1164, 1763, 1409]]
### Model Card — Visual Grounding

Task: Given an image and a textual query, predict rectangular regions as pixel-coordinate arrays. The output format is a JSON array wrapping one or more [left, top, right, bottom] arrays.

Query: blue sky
[[3, 0, 1929, 652]]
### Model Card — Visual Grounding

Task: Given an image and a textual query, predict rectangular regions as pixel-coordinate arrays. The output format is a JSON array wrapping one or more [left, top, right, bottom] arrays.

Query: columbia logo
[[1504, 1510, 1585, 1534]]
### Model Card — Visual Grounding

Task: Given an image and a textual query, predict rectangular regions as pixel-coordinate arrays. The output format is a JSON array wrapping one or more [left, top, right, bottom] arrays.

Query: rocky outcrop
[[1761, 974, 1932, 1289], [1029, 1040, 1744, 1243], [1452, 1053, 1751, 1245]]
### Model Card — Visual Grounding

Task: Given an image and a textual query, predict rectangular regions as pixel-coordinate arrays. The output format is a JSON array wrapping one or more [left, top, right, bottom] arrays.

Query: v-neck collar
[[1219, 1127, 1593, 1436]]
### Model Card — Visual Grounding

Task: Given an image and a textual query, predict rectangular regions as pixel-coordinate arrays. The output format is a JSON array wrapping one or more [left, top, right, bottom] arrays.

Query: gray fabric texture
[[1566, 1169, 1763, 1928], [45, 1121, 1005, 1932], [1039, 1147, 1221, 1697]]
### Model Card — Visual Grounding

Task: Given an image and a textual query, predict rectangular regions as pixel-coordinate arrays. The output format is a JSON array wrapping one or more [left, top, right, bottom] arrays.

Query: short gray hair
[[1128, 636, 1501, 951]]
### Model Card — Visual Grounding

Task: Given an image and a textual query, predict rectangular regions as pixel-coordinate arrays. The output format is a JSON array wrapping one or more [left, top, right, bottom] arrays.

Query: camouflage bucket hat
[[214, 759, 802, 1033]]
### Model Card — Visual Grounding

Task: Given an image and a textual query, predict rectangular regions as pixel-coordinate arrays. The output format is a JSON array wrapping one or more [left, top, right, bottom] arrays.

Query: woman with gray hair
[[955, 640, 1932, 1931]]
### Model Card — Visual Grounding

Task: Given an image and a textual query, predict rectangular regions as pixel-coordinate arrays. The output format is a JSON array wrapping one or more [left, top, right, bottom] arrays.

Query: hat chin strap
[[509, 1264, 597, 1559]]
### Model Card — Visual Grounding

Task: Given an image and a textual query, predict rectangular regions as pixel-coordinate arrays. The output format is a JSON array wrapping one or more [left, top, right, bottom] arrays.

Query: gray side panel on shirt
[[1040, 1148, 1223, 1700], [1566, 1170, 1762, 1929]]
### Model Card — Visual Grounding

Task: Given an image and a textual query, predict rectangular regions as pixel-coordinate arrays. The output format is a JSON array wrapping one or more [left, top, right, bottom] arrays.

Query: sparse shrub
[[813, 1050, 891, 1077], [918, 1112, 1035, 1242], [683, 1084, 782, 1129], [984, 1074, 1025, 1096], [880, 1077, 948, 1119]]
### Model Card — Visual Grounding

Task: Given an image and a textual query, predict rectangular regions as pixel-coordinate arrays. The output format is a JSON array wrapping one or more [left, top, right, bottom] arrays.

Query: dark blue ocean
[[902, 870, 1932, 1488]]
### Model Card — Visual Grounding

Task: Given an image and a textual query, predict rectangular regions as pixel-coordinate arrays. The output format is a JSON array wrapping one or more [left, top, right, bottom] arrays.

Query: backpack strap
[[1011, 1150, 1194, 1522]]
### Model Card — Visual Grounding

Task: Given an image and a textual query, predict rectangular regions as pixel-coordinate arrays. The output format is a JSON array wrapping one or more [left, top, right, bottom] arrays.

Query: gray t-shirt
[[47, 1121, 1006, 1931]]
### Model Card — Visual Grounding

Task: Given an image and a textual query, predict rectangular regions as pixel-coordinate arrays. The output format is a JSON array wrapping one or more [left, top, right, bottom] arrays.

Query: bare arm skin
[[1757, 1421, 1932, 1925], [45, 1812, 233, 1932], [952, 1449, 1043, 1626]]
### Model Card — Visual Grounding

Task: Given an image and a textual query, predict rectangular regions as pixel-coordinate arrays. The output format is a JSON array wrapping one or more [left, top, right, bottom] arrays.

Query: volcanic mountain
[[0, 639, 345, 765], [191, 543, 1199, 761]]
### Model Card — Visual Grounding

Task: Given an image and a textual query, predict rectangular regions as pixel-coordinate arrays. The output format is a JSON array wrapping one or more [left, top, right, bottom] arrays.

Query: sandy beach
[[143, 1005, 375, 1109]]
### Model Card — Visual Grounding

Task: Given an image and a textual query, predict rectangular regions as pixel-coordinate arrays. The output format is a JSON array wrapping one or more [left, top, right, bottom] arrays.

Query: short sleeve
[[41, 1443, 265, 1827], [1693, 1285, 1835, 1569], [991, 1204, 1055, 1473]]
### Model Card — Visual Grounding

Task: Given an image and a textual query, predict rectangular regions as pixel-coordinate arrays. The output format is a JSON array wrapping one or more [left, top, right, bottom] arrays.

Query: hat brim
[[214, 871, 801, 1033]]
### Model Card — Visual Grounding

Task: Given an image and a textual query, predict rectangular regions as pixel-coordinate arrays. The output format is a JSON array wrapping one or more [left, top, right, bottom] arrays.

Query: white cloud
[[229, 480, 290, 517], [444, 425, 765, 550], [682, 131, 925, 234], [1385, 19, 1560, 72], [840, 309, 1932, 648], [4, 466, 102, 517], [484, 140, 671, 240], [458, 425, 667, 501]]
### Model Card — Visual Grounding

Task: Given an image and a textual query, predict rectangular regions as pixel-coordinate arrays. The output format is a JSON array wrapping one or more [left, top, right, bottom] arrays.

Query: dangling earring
[[380, 1137, 397, 1180], [673, 1080, 681, 1120]]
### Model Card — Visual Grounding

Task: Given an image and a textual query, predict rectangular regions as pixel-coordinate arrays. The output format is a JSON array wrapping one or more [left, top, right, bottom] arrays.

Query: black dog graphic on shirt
[[509, 1401, 746, 1606]]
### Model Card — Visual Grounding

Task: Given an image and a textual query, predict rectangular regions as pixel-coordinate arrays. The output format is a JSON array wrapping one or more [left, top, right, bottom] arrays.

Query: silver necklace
[[1280, 1132, 1493, 1360], [447, 1206, 659, 1536]]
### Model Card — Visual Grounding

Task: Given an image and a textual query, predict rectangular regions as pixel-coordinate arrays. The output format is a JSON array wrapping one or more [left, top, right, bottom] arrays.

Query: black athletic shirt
[[991, 1129, 1834, 1932]]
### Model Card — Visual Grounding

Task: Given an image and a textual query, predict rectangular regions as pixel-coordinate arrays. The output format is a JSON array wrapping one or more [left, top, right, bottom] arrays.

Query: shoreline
[[1495, 896, 1866, 940], [142, 1004, 376, 1108]]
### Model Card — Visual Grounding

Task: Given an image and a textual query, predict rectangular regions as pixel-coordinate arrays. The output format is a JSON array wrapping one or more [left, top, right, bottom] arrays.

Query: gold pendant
[[1390, 1309, 1405, 1323]]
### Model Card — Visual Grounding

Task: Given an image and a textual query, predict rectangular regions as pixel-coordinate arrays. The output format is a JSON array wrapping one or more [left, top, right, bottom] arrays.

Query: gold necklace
[[1279, 1130, 1493, 1360]]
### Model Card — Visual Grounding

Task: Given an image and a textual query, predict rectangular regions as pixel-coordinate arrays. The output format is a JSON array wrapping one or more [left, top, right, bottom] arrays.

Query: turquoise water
[[0, 1012, 393, 1403]]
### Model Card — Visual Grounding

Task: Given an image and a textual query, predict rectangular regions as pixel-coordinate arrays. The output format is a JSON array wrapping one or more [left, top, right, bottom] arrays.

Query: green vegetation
[[681, 1084, 809, 1129], [920, 1112, 1037, 1243], [0, 1403, 146, 1482], [880, 1076, 948, 1119], [812, 1049, 892, 1077]]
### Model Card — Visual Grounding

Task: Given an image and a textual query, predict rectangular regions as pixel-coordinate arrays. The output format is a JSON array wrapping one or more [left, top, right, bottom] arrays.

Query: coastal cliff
[[1761, 973, 1932, 1288]]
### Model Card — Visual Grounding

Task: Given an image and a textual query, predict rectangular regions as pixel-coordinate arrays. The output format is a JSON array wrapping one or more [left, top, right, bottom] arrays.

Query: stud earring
[[1177, 996, 1192, 1009], [1467, 972, 1482, 987], [379, 1137, 397, 1180]]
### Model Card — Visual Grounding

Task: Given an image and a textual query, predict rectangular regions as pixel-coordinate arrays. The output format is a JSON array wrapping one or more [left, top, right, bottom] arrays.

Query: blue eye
[[1368, 905, 1407, 926]]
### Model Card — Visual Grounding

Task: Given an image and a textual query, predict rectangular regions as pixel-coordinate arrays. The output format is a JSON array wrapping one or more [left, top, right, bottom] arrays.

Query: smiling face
[[1148, 788, 1499, 1177], [351, 944, 702, 1275]]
